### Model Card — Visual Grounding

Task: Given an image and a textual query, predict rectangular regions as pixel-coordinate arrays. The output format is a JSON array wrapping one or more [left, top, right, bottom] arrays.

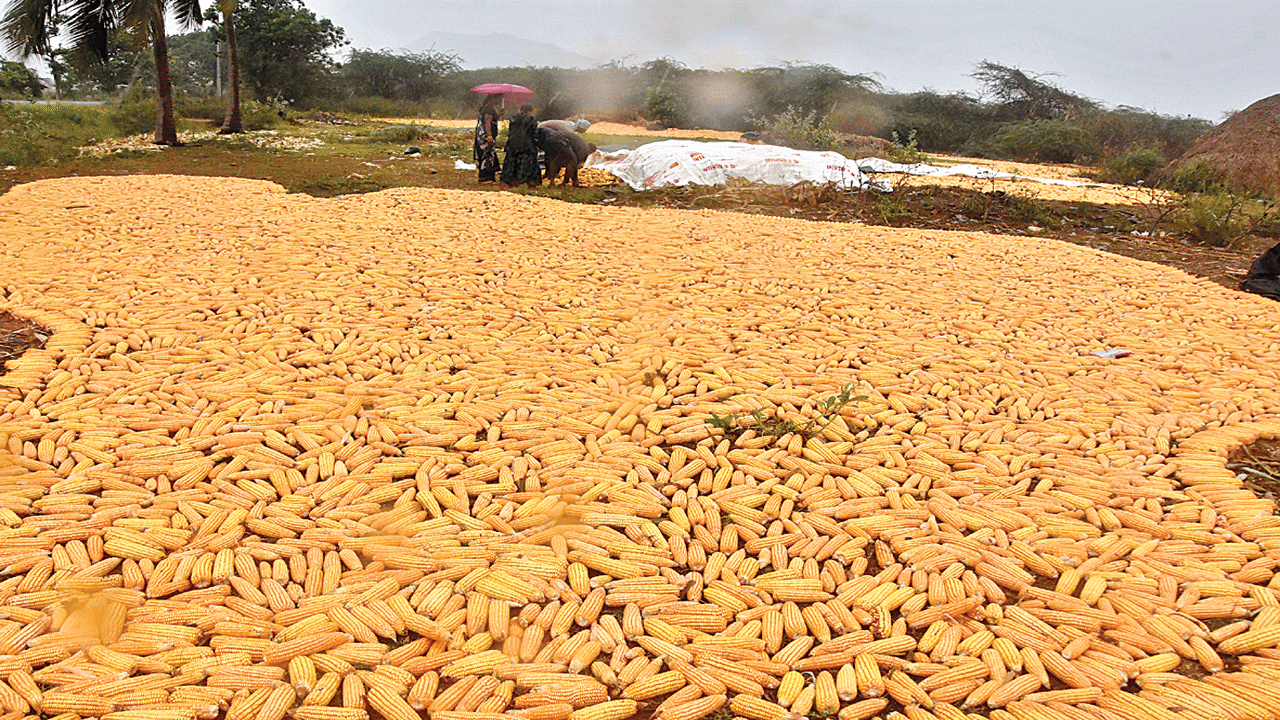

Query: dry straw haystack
[[1171, 93, 1280, 196]]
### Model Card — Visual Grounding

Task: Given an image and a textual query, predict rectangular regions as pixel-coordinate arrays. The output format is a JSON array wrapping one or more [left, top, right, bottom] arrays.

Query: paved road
[[0, 99, 105, 105]]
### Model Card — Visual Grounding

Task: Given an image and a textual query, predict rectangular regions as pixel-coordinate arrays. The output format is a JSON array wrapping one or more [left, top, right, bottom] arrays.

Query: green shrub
[[826, 98, 890, 137], [109, 90, 161, 136], [1168, 192, 1277, 248], [751, 106, 840, 152], [644, 86, 687, 128], [1163, 158, 1226, 194], [0, 61, 42, 98], [880, 91, 998, 154], [885, 129, 928, 164], [0, 102, 114, 167], [179, 94, 226, 122], [1093, 146, 1165, 186], [1084, 106, 1211, 160], [993, 120, 1101, 164], [231, 100, 288, 131]]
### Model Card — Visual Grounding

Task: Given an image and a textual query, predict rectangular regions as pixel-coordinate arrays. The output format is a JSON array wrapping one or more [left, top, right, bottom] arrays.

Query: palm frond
[[170, 0, 201, 28], [1, 0, 57, 57], [60, 0, 117, 60], [117, 0, 158, 36]]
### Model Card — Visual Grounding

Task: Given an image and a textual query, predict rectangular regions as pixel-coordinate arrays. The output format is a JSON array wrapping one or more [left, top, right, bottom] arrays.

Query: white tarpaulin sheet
[[586, 140, 1090, 191], [586, 140, 875, 191], [853, 157, 1088, 187]]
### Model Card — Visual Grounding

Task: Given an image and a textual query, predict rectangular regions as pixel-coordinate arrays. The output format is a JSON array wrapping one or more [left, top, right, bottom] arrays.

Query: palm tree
[[216, 0, 240, 133], [1, 0, 203, 145]]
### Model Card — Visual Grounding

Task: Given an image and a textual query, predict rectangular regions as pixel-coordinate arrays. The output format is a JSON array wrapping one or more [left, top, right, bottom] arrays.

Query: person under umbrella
[[501, 104, 542, 188], [474, 94, 504, 184]]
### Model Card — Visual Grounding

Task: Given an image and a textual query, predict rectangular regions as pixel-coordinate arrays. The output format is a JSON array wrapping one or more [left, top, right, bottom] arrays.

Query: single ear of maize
[[621, 671, 685, 700], [656, 694, 726, 720], [729, 695, 802, 720], [569, 699, 639, 720]]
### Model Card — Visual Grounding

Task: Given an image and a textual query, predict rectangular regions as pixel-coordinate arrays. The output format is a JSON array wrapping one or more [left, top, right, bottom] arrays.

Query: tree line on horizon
[[2, 0, 1213, 166]]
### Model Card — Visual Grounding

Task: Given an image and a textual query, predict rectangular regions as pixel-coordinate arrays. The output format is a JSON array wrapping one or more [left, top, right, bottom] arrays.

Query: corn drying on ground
[[2, 175, 1280, 720]]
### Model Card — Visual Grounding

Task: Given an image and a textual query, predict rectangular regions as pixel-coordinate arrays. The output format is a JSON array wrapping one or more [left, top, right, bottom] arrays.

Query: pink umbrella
[[471, 83, 535, 98]]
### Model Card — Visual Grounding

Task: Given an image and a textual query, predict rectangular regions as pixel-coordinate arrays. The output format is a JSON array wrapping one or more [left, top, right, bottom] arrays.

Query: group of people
[[473, 94, 597, 188]]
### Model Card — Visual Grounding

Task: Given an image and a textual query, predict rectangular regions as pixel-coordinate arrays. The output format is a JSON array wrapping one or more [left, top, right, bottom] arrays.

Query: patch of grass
[[1006, 194, 1057, 227], [0, 102, 116, 168], [287, 175, 394, 196], [873, 190, 912, 223], [709, 383, 864, 442], [414, 134, 472, 158], [369, 125, 434, 143], [514, 185, 608, 204], [320, 96, 438, 120]]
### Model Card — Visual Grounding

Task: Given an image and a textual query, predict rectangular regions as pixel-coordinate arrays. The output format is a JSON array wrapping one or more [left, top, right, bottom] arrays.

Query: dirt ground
[[0, 311, 48, 370]]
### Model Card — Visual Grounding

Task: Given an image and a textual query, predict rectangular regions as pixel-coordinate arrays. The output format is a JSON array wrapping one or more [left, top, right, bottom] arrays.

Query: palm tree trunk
[[151, 14, 179, 145], [220, 7, 243, 134]]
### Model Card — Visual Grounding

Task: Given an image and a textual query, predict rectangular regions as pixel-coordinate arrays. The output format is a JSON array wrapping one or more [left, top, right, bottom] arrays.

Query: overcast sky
[[303, 0, 1278, 120]]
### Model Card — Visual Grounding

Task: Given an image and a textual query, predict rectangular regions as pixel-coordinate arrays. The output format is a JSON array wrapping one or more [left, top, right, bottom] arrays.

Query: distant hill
[[406, 31, 597, 69]]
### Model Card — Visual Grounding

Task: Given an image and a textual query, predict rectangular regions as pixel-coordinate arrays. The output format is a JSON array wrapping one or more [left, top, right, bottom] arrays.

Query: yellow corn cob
[[513, 683, 610, 709], [264, 632, 351, 665], [837, 698, 889, 720], [1023, 688, 1102, 705], [656, 694, 726, 720], [854, 652, 884, 698], [814, 671, 839, 716], [729, 695, 802, 720], [777, 671, 805, 708], [1133, 653, 1182, 674], [1219, 623, 1280, 654], [291, 708, 371, 720], [569, 699, 639, 720], [366, 685, 420, 720], [441, 649, 511, 678], [985, 674, 1042, 708], [622, 671, 686, 700], [919, 659, 990, 692], [288, 655, 318, 696], [303, 672, 343, 706], [1037, 651, 1090, 689], [40, 693, 116, 716], [513, 703, 576, 720]]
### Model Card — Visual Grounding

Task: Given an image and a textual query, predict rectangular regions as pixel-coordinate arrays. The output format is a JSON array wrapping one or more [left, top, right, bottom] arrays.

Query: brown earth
[[1171, 93, 1280, 196], [0, 311, 48, 373]]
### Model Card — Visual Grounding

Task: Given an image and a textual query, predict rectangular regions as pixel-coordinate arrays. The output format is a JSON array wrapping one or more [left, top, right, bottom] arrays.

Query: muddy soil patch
[[0, 311, 49, 375], [1229, 437, 1280, 501]]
